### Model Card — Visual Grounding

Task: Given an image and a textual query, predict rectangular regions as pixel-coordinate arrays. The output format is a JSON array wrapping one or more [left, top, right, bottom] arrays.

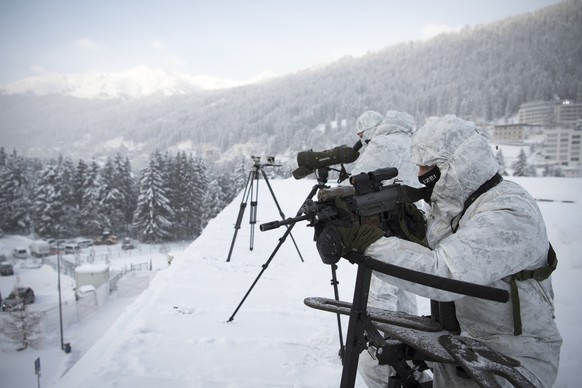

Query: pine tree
[[165, 152, 209, 240], [512, 149, 529, 177], [79, 159, 106, 237], [0, 150, 32, 234], [99, 157, 125, 234], [219, 158, 247, 206], [0, 147, 6, 167], [32, 165, 65, 237], [543, 163, 552, 177], [133, 151, 174, 242], [73, 159, 88, 209], [72, 158, 89, 235], [189, 155, 209, 237], [203, 177, 225, 223], [168, 152, 190, 240], [58, 156, 80, 236], [4, 303, 43, 351], [113, 154, 137, 236]]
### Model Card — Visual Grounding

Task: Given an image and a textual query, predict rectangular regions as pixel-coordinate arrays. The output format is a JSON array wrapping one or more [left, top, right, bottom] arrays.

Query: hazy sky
[[0, 0, 564, 85]]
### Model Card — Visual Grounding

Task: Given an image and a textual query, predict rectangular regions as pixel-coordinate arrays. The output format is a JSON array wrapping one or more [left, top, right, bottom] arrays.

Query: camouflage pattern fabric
[[366, 115, 562, 387]]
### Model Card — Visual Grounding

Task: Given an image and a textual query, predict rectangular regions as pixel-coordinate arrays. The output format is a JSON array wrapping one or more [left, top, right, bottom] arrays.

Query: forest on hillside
[[0, 138, 559, 243], [0, 148, 265, 242]]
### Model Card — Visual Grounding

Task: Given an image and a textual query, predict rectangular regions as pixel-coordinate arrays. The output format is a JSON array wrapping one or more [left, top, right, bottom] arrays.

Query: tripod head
[[251, 155, 282, 169], [314, 167, 330, 185]]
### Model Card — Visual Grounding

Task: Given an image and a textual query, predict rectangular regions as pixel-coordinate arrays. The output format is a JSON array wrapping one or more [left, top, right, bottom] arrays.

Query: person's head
[[411, 115, 498, 206], [383, 110, 415, 136], [356, 111, 383, 141], [417, 165, 440, 187]]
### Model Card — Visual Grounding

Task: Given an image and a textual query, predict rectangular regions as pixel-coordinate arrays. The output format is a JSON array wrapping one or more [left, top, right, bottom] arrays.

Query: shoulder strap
[[451, 173, 503, 233], [510, 244, 558, 335], [447, 174, 556, 336]]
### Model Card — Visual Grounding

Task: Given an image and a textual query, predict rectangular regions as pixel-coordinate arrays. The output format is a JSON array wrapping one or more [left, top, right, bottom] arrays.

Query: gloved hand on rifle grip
[[399, 202, 428, 246], [316, 195, 384, 264]]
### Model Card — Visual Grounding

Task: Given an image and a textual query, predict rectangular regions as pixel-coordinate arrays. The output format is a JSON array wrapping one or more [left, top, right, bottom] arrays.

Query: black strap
[[448, 173, 557, 336], [451, 173, 503, 233], [430, 300, 460, 334], [510, 243, 557, 335]]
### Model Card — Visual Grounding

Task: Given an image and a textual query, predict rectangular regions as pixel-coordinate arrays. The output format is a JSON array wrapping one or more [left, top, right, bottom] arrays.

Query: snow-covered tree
[[133, 151, 175, 242], [0, 149, 32, 234], [99, 157, 125, 234], [203, 177, 225, 223], [553, 165, 564, 177], [73, 159, 88, 206], [168, 152, 192, 240], [113, 153, 137, 235], [58, 156, 80, 235], [79, 159, 106, 237], [219, 158, 247, 206], [0, 147, 6, 167], [32, 165, 65, 237], [3, 305, 43, 351], [512, 149, 529, 177], [189, 155, 209, 237]]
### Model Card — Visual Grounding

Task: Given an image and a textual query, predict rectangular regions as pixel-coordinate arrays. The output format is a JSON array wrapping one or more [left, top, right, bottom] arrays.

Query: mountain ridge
[[0, 65, 278, 99], [0, 0, 580, 167]]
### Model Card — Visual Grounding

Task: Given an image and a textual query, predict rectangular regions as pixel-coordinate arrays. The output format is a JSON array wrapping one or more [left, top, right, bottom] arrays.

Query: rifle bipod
[[304, 259, 536, 388]]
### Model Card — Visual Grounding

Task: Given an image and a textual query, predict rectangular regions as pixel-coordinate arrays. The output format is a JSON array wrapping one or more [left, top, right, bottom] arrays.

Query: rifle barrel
[[259, 215, 309, 231]]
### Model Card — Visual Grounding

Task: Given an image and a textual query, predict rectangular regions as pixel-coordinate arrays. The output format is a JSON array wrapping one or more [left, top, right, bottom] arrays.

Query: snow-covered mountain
[[0, 1, 579, 165], [0, 66, 278, 99]]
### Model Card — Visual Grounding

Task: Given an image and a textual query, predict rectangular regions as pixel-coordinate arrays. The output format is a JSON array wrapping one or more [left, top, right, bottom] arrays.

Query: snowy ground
[[1, 176, 581, 388], [0, 237, 187, 387]]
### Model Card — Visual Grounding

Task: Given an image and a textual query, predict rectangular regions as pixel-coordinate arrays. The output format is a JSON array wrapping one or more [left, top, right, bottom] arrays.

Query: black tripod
[[226, 156, 303, 263], [228, 168, 346, 362]]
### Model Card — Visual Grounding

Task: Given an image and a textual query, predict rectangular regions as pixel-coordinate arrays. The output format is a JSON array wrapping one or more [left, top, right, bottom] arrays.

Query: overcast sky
[[0, 0, 564, 85]]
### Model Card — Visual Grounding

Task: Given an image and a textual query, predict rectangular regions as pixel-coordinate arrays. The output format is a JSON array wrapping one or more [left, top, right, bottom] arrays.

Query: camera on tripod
[[226, 154, 300, 264], [251, 155, 280, 168]]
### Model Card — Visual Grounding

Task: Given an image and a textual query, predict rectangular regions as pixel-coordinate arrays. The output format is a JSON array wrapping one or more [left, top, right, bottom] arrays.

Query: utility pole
[[34, 357, 41, 388], [56, 232, 71, 353], [57, 237, 64, 351]]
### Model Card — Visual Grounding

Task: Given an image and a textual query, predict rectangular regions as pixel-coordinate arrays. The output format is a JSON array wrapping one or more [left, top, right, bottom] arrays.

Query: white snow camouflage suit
[[364, 115, 562, 387], [348, 110, 424, 387]]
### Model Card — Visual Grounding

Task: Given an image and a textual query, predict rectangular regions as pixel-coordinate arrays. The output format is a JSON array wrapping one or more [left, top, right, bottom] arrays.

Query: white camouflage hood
[[411, 115, 499, 244], [362, 110, 415, 144]]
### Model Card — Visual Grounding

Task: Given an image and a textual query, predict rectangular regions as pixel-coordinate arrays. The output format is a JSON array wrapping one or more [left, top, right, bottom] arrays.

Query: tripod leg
[[341, 263, 373, 388], [249, 169, 259, 251], [228, 183, 323, 321], [226, 171, 254, 262], [228, 222, 298, 322], [331, 264, 345, 360], [259, 169, 304, 262]]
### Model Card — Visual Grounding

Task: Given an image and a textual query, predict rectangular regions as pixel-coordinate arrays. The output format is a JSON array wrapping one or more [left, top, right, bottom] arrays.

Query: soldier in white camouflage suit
[[349, 109, 426, 387], [327, 115, 562, 387]]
